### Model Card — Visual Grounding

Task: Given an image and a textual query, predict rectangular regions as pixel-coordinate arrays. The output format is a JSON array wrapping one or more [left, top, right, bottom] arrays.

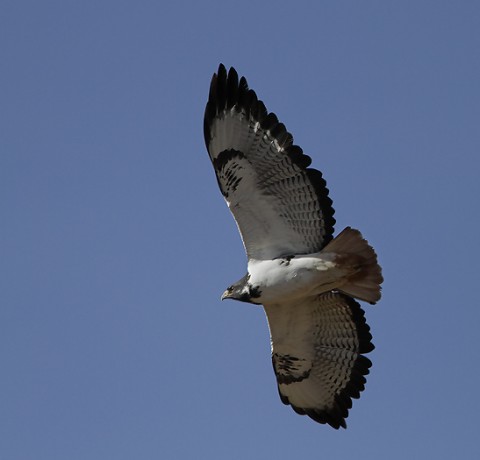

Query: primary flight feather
[[204, 64, 383, 429]]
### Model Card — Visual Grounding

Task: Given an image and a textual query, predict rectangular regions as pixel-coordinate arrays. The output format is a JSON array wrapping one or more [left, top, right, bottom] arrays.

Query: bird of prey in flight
[[203, 64, 383, 429]]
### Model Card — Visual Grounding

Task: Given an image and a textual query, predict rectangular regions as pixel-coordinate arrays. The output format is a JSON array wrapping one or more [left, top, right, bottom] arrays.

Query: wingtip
[[217, 62, 227, 76], [285, 398, 348, 429]]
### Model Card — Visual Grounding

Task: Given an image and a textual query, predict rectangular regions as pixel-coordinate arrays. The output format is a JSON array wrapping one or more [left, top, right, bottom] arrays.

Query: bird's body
[[248, 254, 340, 304], [231, 226, 380, 305], [204, 64, 383, 429]]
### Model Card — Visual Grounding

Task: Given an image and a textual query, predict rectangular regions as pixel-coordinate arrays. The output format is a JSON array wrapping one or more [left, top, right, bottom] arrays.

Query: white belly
[[247, 252, 347, 303]]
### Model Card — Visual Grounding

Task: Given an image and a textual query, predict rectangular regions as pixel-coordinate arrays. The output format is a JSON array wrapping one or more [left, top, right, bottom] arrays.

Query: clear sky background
[[2, 1, 479, 459]]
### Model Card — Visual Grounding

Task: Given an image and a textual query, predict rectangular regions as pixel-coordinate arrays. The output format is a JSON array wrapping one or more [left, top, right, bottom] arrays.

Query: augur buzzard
[[203, 64, 383, 429]]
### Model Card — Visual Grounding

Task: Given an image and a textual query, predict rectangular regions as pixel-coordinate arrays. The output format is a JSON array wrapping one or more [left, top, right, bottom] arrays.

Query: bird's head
[[221, 274, 261, 304], [221, 283, 250, 302]]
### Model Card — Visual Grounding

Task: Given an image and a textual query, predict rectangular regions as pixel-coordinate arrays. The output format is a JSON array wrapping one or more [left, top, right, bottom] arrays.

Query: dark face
[[221, 283, 262, 305], [221, 274, 262, 305], [221, 284, 250, 302]]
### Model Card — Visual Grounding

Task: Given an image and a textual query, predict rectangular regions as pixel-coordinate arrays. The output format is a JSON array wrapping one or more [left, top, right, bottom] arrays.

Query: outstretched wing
[[264, 292, 374, 429], [204, 64, 335, 260]]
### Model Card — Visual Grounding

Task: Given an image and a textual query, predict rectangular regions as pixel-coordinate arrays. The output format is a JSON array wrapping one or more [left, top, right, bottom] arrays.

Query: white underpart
[[248, 251, 350, 303]]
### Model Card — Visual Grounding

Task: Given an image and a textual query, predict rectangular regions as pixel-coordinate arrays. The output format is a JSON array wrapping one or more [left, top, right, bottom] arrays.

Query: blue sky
[[2, 1, 479, 458]]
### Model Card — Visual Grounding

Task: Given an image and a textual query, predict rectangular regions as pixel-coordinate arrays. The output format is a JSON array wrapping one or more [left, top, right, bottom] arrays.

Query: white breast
[[247, 252, 344, 304]]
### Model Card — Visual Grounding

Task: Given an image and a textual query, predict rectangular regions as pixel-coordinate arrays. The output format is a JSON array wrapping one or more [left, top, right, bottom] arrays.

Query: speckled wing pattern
[[265, 292, 374, 429], [204, 64, 335, 260]]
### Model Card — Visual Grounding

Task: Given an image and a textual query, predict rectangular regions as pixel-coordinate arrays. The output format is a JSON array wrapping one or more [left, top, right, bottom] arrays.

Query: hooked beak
[[221, 290, 231, 301]]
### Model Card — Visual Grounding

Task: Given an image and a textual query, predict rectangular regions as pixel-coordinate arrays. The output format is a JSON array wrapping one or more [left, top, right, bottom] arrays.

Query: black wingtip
[[226, 66, 239, 109], [280, 395, 348, 429], [204, 64, 248, 148]]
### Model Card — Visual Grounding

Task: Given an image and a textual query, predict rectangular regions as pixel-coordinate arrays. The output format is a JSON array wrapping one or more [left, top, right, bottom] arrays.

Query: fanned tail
[[324, 227, 383, 304]]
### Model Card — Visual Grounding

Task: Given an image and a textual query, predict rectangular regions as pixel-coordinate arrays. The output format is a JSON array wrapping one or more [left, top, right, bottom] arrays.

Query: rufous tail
[[324, 227, 383, 304]]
